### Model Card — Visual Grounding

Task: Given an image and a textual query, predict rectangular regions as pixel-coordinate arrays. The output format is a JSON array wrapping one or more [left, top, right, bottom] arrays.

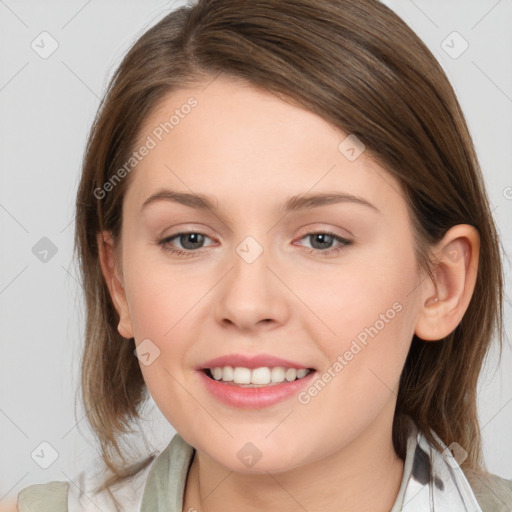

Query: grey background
[[1, 0, 511, 503]]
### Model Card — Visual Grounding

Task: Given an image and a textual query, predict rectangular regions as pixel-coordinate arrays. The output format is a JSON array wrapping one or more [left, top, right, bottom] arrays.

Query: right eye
[[157, 231, 215, 256]]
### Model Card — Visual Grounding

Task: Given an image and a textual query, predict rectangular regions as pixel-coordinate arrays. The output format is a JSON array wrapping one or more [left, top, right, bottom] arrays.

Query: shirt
[[16, 416, 512, 511]]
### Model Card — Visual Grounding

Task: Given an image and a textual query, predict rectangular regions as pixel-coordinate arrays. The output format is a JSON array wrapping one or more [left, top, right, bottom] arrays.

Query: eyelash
[[156, 230, 352, 257]]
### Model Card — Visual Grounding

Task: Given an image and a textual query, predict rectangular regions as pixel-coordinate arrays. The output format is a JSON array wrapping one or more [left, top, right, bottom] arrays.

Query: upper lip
[[198, 353, 315, 370]]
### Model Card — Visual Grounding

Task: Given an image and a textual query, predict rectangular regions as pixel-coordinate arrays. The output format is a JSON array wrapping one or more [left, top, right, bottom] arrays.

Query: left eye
[[295, 231, 352, 254]]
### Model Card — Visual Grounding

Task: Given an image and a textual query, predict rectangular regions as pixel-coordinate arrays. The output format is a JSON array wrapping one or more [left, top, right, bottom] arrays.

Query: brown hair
[[74, 0, 504, 496]]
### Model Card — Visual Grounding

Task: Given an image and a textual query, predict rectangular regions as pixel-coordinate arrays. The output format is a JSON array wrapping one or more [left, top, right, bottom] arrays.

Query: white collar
[[395, 416, 483, 511]]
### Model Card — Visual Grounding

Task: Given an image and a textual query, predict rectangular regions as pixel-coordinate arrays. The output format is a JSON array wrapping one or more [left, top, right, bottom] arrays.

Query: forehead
[[124, 75, 405, 218]]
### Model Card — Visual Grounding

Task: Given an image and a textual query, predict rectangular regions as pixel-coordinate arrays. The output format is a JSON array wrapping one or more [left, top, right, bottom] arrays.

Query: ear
[[414, 224, 480, 341], [97, 230, 134, 339]]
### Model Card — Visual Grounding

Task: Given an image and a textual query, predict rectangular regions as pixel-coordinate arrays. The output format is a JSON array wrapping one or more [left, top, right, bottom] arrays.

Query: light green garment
[[17, 481, 69, 512], [17, 430, 512, 511], [139, 433, 194, 511]]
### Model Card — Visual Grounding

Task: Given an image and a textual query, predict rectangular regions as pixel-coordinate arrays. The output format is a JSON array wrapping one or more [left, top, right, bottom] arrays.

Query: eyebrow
[[140, 188, 379, 214]]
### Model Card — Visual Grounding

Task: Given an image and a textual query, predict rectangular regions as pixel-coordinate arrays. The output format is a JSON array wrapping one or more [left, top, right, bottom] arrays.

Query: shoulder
[[17, 481, 69, 512], [470, 472, 512, 512], [16, 456, 157, 512], [14, 434, 191, 512]]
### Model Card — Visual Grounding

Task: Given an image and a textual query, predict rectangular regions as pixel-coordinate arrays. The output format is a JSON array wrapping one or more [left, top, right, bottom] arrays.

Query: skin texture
[[98, 75, 479, 512], [0, 500, 17, 512]]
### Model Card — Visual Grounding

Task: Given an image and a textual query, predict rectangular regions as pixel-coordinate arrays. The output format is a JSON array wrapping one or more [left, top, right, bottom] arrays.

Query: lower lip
[[197, 370, 316, 409]]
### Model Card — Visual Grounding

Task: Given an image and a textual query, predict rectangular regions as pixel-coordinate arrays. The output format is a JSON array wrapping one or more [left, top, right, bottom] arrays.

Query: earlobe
[[414, 225, 480, 342], [97, 230, 134, 339]]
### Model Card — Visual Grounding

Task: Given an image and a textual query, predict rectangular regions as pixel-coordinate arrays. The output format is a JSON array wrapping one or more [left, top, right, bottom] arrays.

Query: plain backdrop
[[1, 0, 511, 503]]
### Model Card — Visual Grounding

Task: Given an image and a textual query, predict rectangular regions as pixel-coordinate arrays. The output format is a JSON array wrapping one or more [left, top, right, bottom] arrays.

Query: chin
[[210, 444, 308, 475]]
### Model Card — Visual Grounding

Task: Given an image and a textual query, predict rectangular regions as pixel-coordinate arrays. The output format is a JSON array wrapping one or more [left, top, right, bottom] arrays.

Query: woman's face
[[112, 75, 425, 472]]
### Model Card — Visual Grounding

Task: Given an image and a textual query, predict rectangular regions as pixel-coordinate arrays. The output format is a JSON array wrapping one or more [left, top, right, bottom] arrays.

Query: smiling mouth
[[201, 367, 316, 387]]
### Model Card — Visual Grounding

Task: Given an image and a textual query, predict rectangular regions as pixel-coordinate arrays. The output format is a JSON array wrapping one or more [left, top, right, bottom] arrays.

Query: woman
[[14, 0, 512, 510]]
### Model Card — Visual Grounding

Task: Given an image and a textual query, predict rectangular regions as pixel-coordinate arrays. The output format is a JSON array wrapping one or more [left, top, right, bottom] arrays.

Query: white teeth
[[233, 367, 251, 384], [271, 367, 285, 383], [222, 365, 234, 381], [251, 367, 271, 385], [211, 367, 223, 380], [285, 368, 297, 381], [207, 366, 312, 385]]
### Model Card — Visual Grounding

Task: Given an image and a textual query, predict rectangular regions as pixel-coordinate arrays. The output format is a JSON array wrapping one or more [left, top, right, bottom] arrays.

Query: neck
[[183, 412, 405, 512]]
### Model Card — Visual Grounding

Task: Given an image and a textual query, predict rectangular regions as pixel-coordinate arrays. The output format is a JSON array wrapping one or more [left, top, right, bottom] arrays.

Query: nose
[[213, 239, 290, 332]]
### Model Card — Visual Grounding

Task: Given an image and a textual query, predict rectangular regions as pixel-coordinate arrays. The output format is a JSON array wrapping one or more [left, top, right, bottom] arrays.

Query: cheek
[[122, 245, 202, 340], [295, 242, 420, 421], [329, 268, 414, 353], [300, 242, 418, 351], [291, 255, 418, 445], [121, 247, 217, 398], [122, 254, 202, 419]]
